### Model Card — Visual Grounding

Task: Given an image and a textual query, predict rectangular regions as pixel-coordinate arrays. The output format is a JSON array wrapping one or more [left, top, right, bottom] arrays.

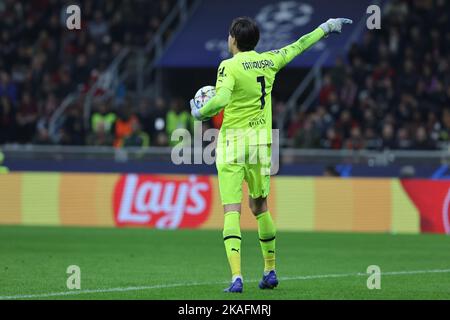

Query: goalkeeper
[[191, 17, 352, 293]]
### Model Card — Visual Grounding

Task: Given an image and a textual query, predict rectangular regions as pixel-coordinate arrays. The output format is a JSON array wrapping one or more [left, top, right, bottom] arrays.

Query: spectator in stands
[[166, 98, 192, 146], [287, 111, 303, 140], [88, 11, 110, 44], [381, 123, 396, 150], [34, 113, 53, 145], [439, 109, 450, 144], [60, 106, 85, 145], [396, 127, 413, 150], [91, 103, 116, 134], [15, 92, 38, 143], [294, 118, 321, 149], [123, 122, 150, 148], [340, 76, 357, 109], [413, 126, 436, 150], [319, 74, 335, 106], [363, 127, 381, 150], [345, 126, 365, 150], [327, 92, 342, 118], [114, 105, 138, 148], [330, 57, 346, 90], [322, 127, 342, 149], [139, 97, 180, 146], [137, 98, 152, 135], [0, 96, 16, 144], [148, 97, 167, 134], [0, 71, 18, 106], [87, 122, 114, 147]]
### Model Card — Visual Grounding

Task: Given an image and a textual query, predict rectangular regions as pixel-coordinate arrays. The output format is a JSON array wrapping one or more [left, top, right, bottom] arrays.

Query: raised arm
[[276, 27, 325, 68], [270, 18, 353, 70]]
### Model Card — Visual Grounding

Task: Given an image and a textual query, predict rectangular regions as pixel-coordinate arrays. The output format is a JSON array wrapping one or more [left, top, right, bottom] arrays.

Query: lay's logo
[[113, 174, 212, 229]]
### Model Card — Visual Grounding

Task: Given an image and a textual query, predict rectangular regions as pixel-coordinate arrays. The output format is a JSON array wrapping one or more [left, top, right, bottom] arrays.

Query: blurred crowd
[[286, 0, 450, 150], [86, 96, 195, 147], [1, 0, 449, 150], [0, 0, 175, 147]]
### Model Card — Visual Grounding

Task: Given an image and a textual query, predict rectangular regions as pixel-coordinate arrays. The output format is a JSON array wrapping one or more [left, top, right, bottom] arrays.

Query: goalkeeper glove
[[190, 99, 204, 121], [319, 18, 353, 36]]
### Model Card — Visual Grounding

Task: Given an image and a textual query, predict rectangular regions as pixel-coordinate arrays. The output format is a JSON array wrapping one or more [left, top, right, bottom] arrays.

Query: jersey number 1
[[257, 76, 266, 109]]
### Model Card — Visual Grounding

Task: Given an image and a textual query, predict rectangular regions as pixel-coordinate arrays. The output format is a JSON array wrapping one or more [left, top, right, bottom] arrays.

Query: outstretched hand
[[319, 18, 353, 35]]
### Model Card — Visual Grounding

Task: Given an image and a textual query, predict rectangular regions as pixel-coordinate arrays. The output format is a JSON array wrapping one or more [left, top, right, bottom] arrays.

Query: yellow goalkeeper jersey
[[211, 27, 325, 147]]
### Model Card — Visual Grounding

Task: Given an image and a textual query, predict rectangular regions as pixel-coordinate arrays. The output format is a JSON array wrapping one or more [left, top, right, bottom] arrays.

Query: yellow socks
[[223, 211, 242, 278], [257, 211, 276, 273], [223, 210, 275, 277]]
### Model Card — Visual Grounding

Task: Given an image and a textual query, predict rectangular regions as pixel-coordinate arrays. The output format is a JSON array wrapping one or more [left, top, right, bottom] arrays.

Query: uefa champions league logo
[[255, 1, 313, 33], [205, 1, 325, 59]]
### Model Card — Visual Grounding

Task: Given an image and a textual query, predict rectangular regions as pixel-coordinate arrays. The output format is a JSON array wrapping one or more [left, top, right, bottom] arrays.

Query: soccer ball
[[194, 85, 216, 109]]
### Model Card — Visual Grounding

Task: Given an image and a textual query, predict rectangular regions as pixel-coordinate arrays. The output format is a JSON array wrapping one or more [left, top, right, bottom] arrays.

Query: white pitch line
[[1, 268, 449, 300], [279, 268, 450, 281]]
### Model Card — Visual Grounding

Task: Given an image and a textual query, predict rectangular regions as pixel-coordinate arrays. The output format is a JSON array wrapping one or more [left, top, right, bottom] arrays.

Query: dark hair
[[229, 17, 260, 52]]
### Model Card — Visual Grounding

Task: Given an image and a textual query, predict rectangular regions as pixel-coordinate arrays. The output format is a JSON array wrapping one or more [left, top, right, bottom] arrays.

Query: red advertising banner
[[1, 172, 449, 234], [401, 180, 450, 234], [113, 174, 212, 229]]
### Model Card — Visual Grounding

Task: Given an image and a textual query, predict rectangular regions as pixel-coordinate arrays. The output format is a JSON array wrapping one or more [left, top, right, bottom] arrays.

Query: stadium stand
[[286, 0, 450, 150], [1, 0, 449, 151], [0, 0, 177, 146]]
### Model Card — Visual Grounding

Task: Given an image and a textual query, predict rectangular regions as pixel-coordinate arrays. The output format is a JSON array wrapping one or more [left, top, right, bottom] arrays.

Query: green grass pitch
[[1, 225, 450, 300]]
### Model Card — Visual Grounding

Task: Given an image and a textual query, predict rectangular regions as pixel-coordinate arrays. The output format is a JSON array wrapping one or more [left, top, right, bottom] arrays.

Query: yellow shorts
[[216, 144, 271, 205]]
